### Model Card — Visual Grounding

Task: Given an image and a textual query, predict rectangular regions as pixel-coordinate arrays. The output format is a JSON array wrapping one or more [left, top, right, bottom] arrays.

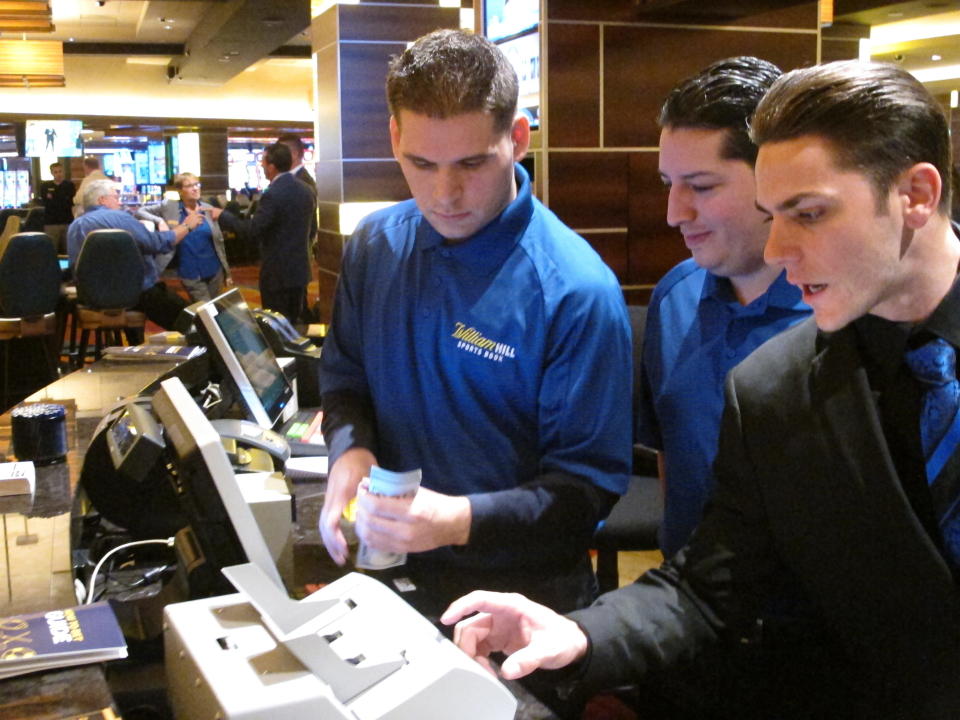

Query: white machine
[[164, 563, 518, 720]]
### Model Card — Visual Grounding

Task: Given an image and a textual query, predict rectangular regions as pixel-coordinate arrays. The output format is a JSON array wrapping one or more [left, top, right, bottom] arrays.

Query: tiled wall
[[541, 2, 821, 303]]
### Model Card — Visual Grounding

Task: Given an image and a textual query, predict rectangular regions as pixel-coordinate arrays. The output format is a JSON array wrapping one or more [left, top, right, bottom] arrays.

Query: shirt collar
[[702, 268, 804, 314], [417, 163, 534, 275], [851, 264, 960, 386]]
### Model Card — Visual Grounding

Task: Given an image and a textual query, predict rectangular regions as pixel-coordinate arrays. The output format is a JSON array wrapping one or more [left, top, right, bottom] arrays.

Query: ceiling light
[[0, 1, 48, 14], [0, 16, 53, 31], [952, 90, 958, 108], [0, 38, 63, 87], [933, 54, 943, 61]]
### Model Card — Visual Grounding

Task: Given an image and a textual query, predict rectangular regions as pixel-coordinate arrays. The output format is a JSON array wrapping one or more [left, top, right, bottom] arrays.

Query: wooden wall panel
[[343, 160, 410, 202], [199, 129, 228, 194], [581, 232, 629, 283], [339, 5, 459, 42], [603, 26, 817, 148], [548, 152, 629, 229], [547, 0, 816, 26], [546, 24, 600, 148], [627, 152, 685, 287], [340, 43, 407, 160]]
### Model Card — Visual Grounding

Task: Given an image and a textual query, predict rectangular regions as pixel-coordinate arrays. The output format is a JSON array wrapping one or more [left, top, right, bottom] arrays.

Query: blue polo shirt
[[638, 259, 810, 557], [322, 165, 631, 565]]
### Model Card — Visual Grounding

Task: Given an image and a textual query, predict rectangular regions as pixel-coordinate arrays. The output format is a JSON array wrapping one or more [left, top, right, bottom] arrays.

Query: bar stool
[[74, 229, 146, 368], [0, 232, 62, 409]]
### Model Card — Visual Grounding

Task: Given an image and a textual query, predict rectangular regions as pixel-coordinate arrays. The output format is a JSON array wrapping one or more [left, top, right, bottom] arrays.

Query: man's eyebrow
[[756, 192, 824, 214], [658, 170, 719, 181]]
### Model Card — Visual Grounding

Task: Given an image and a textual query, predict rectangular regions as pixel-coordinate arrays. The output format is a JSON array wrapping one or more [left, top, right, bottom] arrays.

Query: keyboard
[[279, 407, 328, 457]]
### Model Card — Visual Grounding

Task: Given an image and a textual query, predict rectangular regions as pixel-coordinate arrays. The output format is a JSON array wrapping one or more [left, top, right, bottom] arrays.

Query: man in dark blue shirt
[[319, 29, 631, 615]]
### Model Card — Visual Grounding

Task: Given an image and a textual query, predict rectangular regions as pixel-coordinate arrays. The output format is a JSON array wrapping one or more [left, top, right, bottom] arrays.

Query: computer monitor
[[193, 288, 294, 428], [151, 376, 285, 594]]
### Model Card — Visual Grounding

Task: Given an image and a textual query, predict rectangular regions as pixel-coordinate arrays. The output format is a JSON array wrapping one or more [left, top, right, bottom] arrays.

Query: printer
[[164, 563, 518, 720]]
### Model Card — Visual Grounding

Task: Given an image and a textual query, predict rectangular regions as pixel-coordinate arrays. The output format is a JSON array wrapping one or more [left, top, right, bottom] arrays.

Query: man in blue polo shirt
[[319, 29, 631, 615], [640, 57, 811, 558]]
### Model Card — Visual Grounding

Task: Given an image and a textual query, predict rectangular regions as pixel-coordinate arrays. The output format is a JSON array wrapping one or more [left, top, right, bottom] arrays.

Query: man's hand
[[355, 484, 471, 554], [441, 591, 589, 679], [319, 448, 376, 565], [157, 220, 170, 232]]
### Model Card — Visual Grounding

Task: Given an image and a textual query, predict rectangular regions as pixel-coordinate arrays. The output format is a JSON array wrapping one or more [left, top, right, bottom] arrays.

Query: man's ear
[[511, 115, 531, 162], [899, 162, 942, 229], [389, 115, 401, 161]]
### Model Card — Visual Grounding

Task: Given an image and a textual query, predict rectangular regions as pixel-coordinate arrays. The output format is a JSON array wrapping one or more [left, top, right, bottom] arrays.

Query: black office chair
[[74, 229, 146, 367], [0, 232, 62, 409], [592, 304, 663, 594]]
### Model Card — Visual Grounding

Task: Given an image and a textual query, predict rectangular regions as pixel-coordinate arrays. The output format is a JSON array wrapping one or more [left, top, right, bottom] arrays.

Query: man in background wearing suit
[[278, 132, 320, 317], [214, 142, 315, 323], [444, 60, 960, 719]]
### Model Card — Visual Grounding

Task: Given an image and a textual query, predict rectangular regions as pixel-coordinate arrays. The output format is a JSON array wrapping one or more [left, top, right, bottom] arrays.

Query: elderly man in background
[[67, 179, 203, 329], [136, 172, 231, 302], [72, 156, 108, 218]]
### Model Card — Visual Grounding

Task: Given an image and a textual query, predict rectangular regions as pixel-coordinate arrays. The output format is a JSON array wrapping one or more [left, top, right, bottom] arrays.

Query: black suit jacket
[[571, 317, 960, 718], [294, 166, 319, 243], [219, 172, 315, 291]]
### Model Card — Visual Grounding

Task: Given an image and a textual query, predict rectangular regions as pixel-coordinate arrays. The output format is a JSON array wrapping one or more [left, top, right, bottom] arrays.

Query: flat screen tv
[[497, 31, 540, 128], [148, 141, 167, 185], [24, 119, 83, 157], [484, 0, 539, 42], [193, 288, 294, 429]]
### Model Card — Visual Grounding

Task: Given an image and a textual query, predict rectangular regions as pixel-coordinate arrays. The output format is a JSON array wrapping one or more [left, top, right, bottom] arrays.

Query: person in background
[[136, 172, 231, 302], [640, 57, 810, 558], [277, 132, 320, 319], [443, 60, 960, 720], [318, 29, 631, 620], [38, 161, 75, 252], [67, 179, 202, 330], [214, 143, 315, 324], [72, 156, 108, 219]]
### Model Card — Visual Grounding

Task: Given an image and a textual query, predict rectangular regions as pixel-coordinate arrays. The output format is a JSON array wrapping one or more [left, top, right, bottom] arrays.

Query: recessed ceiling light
[[932, 54, 943, 61], [888, 11, 904, 17]]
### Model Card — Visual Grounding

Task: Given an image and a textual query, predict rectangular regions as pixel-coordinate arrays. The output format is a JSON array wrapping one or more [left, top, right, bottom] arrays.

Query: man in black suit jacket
[[443, 61, 960, 719], [215, 142, 315, 323]]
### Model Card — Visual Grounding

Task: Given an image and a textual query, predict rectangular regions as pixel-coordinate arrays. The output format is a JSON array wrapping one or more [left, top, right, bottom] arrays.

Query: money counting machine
[[164, 562, 518, 720]]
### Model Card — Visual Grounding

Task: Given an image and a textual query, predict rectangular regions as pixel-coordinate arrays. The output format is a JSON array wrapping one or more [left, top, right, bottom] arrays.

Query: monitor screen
[[134, 150, 149, 186], [148, 141, 167, 185], [24, 120, 83, 157], [194, 288, 293, 428], [485, 0, 539, 42], [151, 376, 285, 594], [497, 32, 540, 129]]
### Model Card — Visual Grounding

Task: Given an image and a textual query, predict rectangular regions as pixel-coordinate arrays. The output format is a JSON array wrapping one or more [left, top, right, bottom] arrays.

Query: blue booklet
[[0, 602, 127, 679]]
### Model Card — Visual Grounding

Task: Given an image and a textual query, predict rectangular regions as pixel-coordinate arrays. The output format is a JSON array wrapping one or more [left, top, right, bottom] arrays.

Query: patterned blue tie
[[905, 338, 960, 563]]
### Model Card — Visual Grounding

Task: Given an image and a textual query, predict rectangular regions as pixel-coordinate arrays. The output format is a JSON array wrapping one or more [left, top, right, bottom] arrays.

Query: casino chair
[[73, 229, 146, 368], [591, 304, 663, 595], [0, 232, 62, 409], [0, 214, 21, 260]]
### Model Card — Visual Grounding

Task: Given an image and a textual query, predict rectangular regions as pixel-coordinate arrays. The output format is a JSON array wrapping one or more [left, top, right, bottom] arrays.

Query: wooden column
[[311, 1, 461, 321], [199, 129, 228, 197]]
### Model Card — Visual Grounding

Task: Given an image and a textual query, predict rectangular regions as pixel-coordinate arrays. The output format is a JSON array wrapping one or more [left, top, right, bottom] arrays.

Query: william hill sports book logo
[[452, 322, 516, 363]]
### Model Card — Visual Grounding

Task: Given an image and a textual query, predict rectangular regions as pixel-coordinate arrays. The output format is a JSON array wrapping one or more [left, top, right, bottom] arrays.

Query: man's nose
[[665, 185, 695, 227]]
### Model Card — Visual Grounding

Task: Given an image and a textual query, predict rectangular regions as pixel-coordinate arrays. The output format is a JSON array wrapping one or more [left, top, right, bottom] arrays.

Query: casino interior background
[[0, 0, 958, 317]]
